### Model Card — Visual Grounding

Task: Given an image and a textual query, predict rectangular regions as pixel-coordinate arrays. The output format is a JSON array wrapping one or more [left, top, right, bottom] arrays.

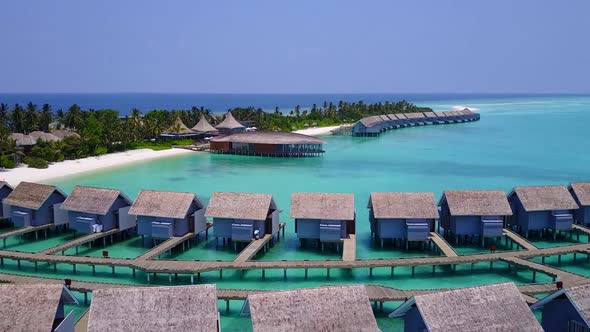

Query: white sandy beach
[[0, 148, 194, 186], [293, 125, 342, 136]]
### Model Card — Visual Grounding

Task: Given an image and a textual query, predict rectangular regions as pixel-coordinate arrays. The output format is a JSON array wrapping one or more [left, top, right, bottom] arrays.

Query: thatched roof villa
[[507, 185, 579, 238], [0, 283, 79, 332], [160, 117, 196, 139], [215, 111, 246, 134], [569, 182, 590, 226], [3, 181, 68, 227], [246, 285, 379, 332], [389, 282, 542, 332], [191, 115, 218, 135], [87, 285, 219, 332], [210, 131, 325, 157]]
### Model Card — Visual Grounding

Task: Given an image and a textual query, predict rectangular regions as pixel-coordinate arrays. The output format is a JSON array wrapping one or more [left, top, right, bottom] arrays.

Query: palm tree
[[24, 102, 39, 133], [11, 104, 25, 133], [63, 104, 84, 131], [39, 104, 53, 132]]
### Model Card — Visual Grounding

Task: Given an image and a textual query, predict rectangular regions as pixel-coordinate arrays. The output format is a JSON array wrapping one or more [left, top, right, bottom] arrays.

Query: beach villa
[[388, 283, 542, 332], [368, 192, 439, 248], [291, 192, 355, 248], [206, 192, 280, 246], [246, 285, 378, 332], [191, 115, 219, 137], [0, 284, 79, 332], [530, 283, 590, 332], [2, 181, 67, 228], [0, 181, 13, 219], [87, 285, 219, 332], [569, 182, 590, 226], [215, 111, 245, 134], [60, 186, 134, 234], [439, 190, 513, 245], [508, 185, 579, 238], [128, 189, 206, 241]]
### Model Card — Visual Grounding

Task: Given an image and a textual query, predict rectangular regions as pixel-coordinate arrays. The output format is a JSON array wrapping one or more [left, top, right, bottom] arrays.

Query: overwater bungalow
[[60, 186, 134, 234], [530, 283, 590, 332], [128, 189, 206, 241], [388, 282, 542, 332], [368, 192, 439, 248], [87, 285, 220, 332], [209, 131, 325, 157], [191, 115, 218, 137], [351, 115, 383, 136], [0, 284, 79, 332], [569, 182, 590, 226], [405, 112, 426, 125], [2, 182, 67, 227], [0, 182, 14, 219], [246, 285, 379, 332], [160, 117, 198, 139], [206, 192, 280, 245], [216, 111, 246, 134], [507, 185, 579, 238], [291, 192, 355, 247], [439, 190, 513, 246]]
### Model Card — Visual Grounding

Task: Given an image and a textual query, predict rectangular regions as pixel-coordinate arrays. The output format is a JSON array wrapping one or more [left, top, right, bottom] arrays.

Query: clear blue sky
[[0, 0, 588, 93]]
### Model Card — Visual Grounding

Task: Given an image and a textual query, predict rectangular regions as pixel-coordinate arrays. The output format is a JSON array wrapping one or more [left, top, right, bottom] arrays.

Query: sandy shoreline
[[0, 148, 194, 186], [292, 125, 341, 136]]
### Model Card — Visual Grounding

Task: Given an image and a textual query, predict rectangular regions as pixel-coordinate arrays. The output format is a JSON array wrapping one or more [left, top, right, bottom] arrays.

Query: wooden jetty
[[234, 234, 274, 263], [503, 228, 538, 250], [500, 256, 589, 284], [40, 228, 121, 255], [0, 224, 54, 248], [342, 234, 356, 261], [135, 232, 195, 261], [429, 232, 459, 257], [75, 309, 90, 332]]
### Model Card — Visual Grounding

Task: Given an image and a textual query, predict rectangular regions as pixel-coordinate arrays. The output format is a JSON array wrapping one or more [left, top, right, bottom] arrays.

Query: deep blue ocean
[[0, 92, 584, 114]]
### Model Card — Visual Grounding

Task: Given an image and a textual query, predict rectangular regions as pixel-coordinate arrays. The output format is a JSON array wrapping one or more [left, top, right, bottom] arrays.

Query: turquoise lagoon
[[4, 95, 590, 330]]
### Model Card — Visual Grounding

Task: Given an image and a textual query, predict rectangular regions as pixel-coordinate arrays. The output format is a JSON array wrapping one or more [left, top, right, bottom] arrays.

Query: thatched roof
[[290, 192, 355, 220], [9, 133, 36, 146], [369, 192, 439, 219], [0, 181, 13, 191], [60, 186, 131, 215], [386, 114, 397, 120], [210, 132, 324, 145], [0, 284, 78, 332], [570, 182, 590, 207], [378, 115, 390, 122], [389, 283, 542, 332], [405, 112, 426, 119], [166, 117, 193, 134], [358, 116, 383, 128], [216, 112, 245, 130], [510, 185, 579, 212], [191, 115, 218, 134], [248, 285, 379, 332], [433, 112, 447, 117], [206, 192, 276, 221], [3, 181, 65, 210], [87, 285, 218, 332], [51, 129, 80, 139], [423, 112, 437, 118], [30, 131, 60, 143], [129, 190, 203, 219], [441, 190, 513, 216]]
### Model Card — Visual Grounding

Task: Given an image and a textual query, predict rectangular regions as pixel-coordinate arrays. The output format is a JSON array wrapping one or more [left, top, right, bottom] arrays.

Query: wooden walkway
[[342, 234, 356, 261], [234, 234, 274, 263], [40, 228, 120, 255], [500, 256, 588, 285], [0, 224, 54, 247], [135, 232, 195, 261], [503, 228, 538, 250], [573, 224, 590, 237], [74, 309, 90, 332], [429, 232, 458, 257]]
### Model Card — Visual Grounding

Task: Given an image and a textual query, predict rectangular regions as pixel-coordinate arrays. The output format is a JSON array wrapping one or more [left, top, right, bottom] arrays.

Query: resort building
[[60, 186, 134, 234], [246, 285, 379, 332], [368, 192, 439, 248], [191, 115, 218, 137], [291, 192, 355, 246], [0, 181, 14, 219], [2, 181, 68, 227], [87, 285, 220, 332], [351, 116, 383, 136], [209, 131, 325, 157], [507, 185, 579, 238], [215, 111, 245, 134], [0, 284, 79, 332], [388, 282, 542, 332], [569, 182, 590, 226], [530, 283, 590, 332], [160, 117, 198, 139], [206, 192, 280, 245], [439, 190, 513, 245], [128, 189, 206, 241]]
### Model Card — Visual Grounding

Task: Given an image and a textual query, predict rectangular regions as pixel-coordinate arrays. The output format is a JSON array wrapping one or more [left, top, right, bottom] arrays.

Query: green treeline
[[0, 100, 430, 169]]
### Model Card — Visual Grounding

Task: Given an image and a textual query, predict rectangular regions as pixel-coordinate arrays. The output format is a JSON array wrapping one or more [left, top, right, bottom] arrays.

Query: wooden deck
[[573, 224, 590, 237], [135, 232, 195, 261], [40, 228, 121, 255], [503, 228, 538, 250], [429, 232, 458, 257], [74, 309, 90, 332], [342, 234, 356, 261], [0, 224, 54, 247], [234, 234, 274, 263]]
